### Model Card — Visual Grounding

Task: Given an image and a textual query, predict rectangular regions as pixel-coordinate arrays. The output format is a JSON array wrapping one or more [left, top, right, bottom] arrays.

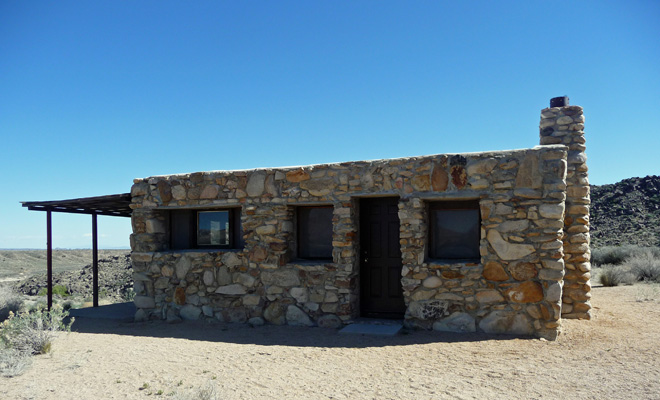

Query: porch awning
[[21, 193, 132, 310], [21, 193, 132, 217]]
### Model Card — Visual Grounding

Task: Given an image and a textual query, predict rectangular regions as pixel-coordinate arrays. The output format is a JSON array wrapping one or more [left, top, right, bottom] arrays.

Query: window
[[170, 208, 242, 250], [297, 206, 333, 260], [428, 200, 480, 260], [197, 211, 230, 246]]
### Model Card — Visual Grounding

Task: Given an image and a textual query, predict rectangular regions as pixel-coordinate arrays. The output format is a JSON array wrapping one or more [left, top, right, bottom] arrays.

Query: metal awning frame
[[21, 193, 132, 310]]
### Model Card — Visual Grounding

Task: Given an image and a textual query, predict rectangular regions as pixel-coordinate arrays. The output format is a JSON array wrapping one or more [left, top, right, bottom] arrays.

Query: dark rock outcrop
[[590, 175, 660, 247]]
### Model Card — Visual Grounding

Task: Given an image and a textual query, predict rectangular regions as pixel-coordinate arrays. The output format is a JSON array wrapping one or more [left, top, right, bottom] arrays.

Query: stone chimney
[[539, 97, 591, 320]]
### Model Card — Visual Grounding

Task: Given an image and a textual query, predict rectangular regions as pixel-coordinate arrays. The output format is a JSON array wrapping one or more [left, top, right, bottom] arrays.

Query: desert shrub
[[0, 286, 23, 322], [37, 284, 70, 298], [0, 305, 74, 355], [0, 343, 31, 377], [598, 264, 636, 287], [635, 282, 660, 302], [122, 287, 136, 303], [628, 250, 660, 283], [592, 245, 660, 265], [61, 300, 74, 311], [173, 381, 218, 400], [591, 245, 637, 266]]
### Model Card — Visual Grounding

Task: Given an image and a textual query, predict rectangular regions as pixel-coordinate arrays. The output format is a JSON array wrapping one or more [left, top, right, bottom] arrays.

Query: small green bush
[[598, 264, 636, 287], [0, 286, 24, 322], [37, 284, 70, 298], [0, 305, 74, 355]]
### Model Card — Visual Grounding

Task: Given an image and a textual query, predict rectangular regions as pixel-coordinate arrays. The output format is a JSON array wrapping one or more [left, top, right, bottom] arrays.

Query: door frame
[[358, 196, 406, 319]]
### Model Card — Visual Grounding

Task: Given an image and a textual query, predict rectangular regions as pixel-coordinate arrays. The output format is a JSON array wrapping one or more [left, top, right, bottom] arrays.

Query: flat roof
[[22, 193, 132, 217]]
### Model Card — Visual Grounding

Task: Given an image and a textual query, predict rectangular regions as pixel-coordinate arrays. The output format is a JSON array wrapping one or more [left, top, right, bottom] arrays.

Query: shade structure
[[21, 193, 132, 309], [22, 193, 132, 217]]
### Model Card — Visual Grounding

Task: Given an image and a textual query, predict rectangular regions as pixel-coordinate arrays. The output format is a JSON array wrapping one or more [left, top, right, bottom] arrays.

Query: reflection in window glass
[[429, 202, 480, 260], [298, 206, 333, 260], [198, 211, 229, 246]]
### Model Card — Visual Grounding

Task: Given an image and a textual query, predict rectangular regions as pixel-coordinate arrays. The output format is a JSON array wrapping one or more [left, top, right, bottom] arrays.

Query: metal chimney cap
[[550, 96, 569, 107]]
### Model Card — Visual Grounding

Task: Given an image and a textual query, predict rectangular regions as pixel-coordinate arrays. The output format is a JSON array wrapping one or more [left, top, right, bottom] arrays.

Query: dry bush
[[591, 245, 659, 266], [0, 344, 31, 377], [628, 250, 660, 283], [635, 283, 660, 302], [0, 285, 24, 322], [598, 264, 636, 287], [0, 305, 74, 355], [173, 381, 219, 400]]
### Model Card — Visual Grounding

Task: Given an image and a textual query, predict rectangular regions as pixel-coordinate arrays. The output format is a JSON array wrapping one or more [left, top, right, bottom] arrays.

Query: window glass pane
[[430, 207, 480, 260], [198, 211, 229, 246], [298, 207, 333, 259]]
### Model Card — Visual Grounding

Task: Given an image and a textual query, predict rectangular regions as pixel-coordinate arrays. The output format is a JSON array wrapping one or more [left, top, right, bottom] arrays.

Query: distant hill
[[590, 175, 660, 248]]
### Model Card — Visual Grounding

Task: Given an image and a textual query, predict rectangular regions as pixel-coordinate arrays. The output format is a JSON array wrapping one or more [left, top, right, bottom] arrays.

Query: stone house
[[129, 100, 591, 340]]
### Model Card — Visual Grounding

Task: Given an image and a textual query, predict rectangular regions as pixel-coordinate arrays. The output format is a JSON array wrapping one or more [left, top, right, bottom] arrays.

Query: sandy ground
[[2, 284, 659, 400]]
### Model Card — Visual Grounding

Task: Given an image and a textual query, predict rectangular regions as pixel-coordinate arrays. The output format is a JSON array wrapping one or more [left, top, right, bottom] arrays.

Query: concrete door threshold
[[339, 318, 403, 336]]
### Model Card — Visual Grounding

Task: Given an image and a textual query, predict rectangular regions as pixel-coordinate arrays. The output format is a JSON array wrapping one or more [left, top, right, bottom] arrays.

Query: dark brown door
[[360, 197, 406, 318]]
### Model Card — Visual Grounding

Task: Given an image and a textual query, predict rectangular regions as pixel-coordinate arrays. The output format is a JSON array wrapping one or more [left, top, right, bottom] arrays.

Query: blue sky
[[1, 1, 658, 249]]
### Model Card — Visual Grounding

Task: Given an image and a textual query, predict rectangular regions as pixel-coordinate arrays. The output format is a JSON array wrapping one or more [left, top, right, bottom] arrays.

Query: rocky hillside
[[13, 253, 132, 302], [590, 175, 660, 247]]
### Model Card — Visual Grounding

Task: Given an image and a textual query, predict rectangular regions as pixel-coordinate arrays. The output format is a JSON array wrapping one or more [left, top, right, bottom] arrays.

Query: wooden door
[[359, 197, 406, 318]]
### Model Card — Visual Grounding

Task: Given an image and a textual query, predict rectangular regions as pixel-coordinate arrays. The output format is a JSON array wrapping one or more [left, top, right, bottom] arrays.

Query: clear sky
[[1, 1, 658, 249]]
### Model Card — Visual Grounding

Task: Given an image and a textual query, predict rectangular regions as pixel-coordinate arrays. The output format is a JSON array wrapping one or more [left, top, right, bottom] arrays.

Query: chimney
[[540, 98, 591, 320]]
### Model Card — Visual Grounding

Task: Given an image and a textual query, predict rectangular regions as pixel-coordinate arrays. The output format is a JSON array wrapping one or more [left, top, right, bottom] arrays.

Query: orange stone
[[450, 166, 467, 189], [508, 262, 538, 281], [174, 287, 186, 305], [539, 303, 551, 319], [286, 169, 310, 182], [505, 281, 544, 303], [431, 164, 449, 191], [157, 181, 172, 203], [250, 246, 268, 262], [441, 270, 464, 279], [483, 261, 509, 281], [412, 175, 431, 191]]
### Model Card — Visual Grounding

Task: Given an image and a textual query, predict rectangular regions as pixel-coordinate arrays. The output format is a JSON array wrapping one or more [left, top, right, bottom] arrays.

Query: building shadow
[[67, 303, 526, 349]]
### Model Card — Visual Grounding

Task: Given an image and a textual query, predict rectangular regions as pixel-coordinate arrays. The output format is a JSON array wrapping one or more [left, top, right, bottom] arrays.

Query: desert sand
[[2, 284, 659, 400]]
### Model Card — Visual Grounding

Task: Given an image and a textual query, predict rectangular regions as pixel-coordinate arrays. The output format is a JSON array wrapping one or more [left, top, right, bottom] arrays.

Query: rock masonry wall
[[130, 136, 574, 339], [539, 105, 591, 319]]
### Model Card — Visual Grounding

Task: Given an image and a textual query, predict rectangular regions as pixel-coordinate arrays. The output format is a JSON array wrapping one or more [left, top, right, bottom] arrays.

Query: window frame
[[296, 205, 334, 261], [427, 200, 481, 262], [170, 208, 243, 250]]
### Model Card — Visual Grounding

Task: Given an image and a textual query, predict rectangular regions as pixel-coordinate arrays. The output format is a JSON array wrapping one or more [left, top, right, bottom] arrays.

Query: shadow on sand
[[66, 302, 525, 349]]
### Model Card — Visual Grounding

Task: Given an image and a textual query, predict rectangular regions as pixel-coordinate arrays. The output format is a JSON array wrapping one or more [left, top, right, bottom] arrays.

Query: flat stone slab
[[339, 320, 403, 336]]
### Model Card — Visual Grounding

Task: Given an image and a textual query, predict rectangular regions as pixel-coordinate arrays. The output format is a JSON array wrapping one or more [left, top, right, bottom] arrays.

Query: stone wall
[[539, 105, 591, 319], [130, 139, 571, 339]]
